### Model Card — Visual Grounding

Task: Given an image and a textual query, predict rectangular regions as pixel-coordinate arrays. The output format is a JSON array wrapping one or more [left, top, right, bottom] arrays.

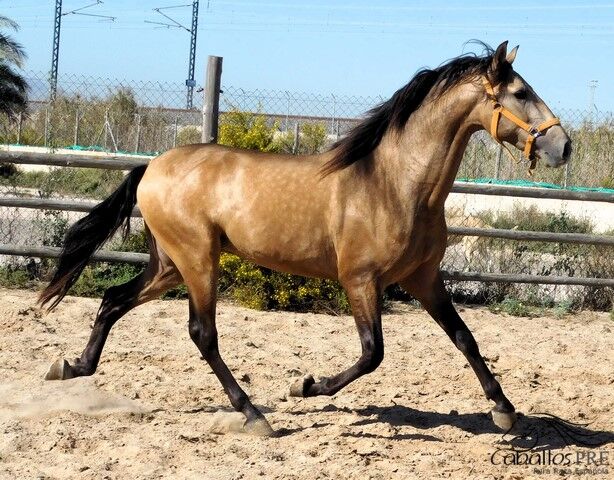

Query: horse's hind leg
[[45, 233, 181, 380], [400, 269, 516, 430], [289, 277, 384, 397], [180, 240, 274, 436]]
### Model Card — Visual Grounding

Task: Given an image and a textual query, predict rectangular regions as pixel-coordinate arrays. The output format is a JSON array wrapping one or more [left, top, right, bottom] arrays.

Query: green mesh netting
[[456, 177, 614, 195]]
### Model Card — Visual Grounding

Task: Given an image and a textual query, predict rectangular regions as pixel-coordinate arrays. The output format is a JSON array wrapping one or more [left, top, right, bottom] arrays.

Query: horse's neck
[[374, 86, 480, 212]]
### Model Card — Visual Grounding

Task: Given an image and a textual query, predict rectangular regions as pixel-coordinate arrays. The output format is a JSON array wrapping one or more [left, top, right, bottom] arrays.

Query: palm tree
[[0, 15, 27, 118]]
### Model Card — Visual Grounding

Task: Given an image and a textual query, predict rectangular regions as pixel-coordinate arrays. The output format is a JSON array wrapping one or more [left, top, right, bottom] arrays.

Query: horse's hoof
[[289, 374, 315, 397], [492, 409, 517, 431], [44, 359, 76, 381], [243, 417, 275, 437]]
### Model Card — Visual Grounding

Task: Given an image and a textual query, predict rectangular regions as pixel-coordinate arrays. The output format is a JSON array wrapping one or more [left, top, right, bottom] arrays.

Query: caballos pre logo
[[491, 448, 609, 474], [490, 413, 612, 476]]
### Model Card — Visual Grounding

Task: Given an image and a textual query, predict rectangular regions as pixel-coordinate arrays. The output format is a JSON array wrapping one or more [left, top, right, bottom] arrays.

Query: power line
[[49, 0, 115, 100], [146, 2, 200, 109]]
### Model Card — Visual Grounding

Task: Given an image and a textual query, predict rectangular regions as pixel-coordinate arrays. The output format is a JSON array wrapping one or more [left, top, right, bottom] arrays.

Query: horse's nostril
[[563, 140, 572, 159]]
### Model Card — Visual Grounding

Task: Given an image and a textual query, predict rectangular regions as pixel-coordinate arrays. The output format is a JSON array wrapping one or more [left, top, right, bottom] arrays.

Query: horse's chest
[[378, 216, 447, 280]]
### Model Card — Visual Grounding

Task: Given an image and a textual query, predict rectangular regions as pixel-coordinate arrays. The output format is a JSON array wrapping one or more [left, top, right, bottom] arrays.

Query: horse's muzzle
[[535, 126, 572, 168]]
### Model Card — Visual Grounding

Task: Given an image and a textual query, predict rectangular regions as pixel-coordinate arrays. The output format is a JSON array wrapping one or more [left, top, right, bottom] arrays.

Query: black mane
[[321, 43, 504, 175]]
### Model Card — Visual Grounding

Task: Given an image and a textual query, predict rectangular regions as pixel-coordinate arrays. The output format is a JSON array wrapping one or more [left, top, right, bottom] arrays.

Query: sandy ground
[[0, 288, 612, 480]]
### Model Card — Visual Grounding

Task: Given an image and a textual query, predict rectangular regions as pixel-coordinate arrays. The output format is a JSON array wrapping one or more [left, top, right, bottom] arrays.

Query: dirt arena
[[1, 288, 612, 479]]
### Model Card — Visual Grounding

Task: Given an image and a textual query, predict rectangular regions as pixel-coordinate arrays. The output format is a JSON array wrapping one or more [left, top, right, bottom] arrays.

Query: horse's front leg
[[400, 269, 517, 430], [290, 276, 383, 397]]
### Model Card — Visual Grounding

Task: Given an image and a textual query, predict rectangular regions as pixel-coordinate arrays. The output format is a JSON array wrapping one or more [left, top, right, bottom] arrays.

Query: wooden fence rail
[[1, 196, 613, 246], [2, 151, 612, 203], [0, 244, 148, 265], [1, 151, 613, 288], [0, 151, 151, 170], [1, 243, 612, 287]]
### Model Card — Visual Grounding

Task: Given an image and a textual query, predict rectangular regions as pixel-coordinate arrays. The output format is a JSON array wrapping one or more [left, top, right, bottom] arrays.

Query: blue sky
[[3, 0, 613, 111]]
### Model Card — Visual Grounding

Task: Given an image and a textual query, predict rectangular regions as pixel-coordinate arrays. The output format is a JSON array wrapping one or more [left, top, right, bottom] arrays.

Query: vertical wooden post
[[202, 56, 223, 143]]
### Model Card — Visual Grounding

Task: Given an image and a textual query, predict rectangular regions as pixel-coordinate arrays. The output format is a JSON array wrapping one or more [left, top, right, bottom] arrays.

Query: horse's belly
[[221, 216, 337, 279]]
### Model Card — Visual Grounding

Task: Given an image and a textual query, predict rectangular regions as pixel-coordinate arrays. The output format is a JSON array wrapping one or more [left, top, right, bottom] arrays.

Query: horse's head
[[478, 41, 571, 171]]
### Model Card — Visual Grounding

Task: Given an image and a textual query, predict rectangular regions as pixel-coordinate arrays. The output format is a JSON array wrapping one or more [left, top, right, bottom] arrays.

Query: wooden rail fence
[[1, 151, 613, 287]]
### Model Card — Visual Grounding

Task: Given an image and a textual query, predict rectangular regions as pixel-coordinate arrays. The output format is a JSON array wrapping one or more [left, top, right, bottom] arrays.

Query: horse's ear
[[489, 41, 510, 84], [506, 45, 519, 64]]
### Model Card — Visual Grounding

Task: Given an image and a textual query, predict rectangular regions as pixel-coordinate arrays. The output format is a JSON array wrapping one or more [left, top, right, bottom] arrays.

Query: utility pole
[[50, 0, 62, 101], [186, 1, 199, 110], [146, 1, 200, 109], [49, 0, 115, 101]]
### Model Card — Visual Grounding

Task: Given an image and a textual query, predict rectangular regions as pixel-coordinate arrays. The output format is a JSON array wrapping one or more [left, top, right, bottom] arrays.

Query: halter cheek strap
[[483, 78, 560, 176]]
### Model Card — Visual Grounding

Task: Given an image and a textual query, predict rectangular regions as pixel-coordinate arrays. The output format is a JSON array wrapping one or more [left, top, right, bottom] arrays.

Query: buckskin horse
[[40, 42, 571, 436]]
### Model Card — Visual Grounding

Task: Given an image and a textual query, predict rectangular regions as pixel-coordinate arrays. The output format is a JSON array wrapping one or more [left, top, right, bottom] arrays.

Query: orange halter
[[482, 77, 560, 175]]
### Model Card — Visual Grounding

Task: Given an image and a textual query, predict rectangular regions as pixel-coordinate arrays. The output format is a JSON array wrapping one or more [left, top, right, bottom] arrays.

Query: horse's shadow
[[299, 403, 614, 450]]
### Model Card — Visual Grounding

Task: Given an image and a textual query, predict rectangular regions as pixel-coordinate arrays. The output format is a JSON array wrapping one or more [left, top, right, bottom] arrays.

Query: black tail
[[39, 165, 148, 311]]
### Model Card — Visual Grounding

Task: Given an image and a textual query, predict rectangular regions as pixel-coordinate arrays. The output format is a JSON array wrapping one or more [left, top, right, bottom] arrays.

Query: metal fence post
[[134, 113, 141, 153], [16, 112, 23, 145], [331, 94, 337, 136], [44, 106, 50, 147], [285, 91, 291, 131], [494, 145, 503, 179], [173, 116, 178, 148], [293, 122, 300, 154], [73, 109, 80, 146], [104, 110, 109, 150], [564, 162, 571, 188], [202, 55, 223, 144]]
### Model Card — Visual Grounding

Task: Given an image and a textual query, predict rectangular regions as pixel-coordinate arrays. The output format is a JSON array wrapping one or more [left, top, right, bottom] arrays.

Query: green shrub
[[0, 264, 34, 289], [112, 229, 148, 253], [479, 204, 593, 234], [69, 263, 143, 298], [490, 296, 532, 317], [218, 253, 349, 313], [275, 122, 329, 154], [0, 167, 125, 199], [601, 176, 614, 190], [219, 110, 280, 152]]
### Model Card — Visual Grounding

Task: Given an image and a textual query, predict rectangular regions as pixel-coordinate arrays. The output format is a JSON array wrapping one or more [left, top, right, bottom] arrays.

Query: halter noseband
[[482, 77, 560, 175]]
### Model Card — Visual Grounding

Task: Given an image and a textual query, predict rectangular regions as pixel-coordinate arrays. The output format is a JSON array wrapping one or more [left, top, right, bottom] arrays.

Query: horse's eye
[[513, 89, 527, 100]]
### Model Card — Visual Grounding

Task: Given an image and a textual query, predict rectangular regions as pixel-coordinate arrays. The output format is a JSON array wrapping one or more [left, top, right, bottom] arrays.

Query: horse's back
[[137, 144, 339, 278]]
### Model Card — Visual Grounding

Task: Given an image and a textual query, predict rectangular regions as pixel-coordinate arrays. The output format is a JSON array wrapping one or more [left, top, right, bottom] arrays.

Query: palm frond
[[0, 33, 26, 67], [0, 15, 19, 32], [0, 63, 28, 118]]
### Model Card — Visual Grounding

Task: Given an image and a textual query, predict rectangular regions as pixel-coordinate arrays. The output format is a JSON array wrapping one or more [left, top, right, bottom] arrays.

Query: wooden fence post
[[202, 56, 223, 143]]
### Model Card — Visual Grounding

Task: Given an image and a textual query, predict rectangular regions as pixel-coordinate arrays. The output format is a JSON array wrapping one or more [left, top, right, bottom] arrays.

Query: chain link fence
[[0, 71, 612, 310]]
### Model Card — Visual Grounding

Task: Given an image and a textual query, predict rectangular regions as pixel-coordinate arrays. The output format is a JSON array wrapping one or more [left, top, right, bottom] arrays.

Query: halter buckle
[[529, 126, 542, 138]]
